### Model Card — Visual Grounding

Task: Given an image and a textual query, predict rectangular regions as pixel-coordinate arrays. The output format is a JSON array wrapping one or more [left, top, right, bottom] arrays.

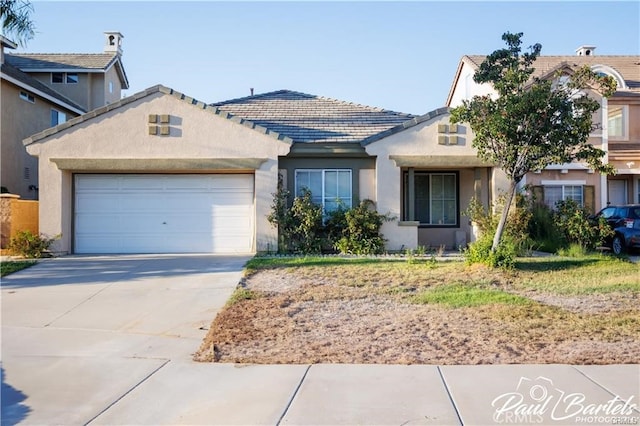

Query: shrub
[[332, 200, 392, 255], [464, 233, 516, 269], [267, 179, 323, 254], [554, 199, 613, 251], [528, 202, 566, 253], [8, 231, 59, 258]]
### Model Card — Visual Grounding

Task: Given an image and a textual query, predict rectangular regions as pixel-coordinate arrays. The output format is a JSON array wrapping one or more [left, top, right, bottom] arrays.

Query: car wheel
[[612, 235, 624, 255]]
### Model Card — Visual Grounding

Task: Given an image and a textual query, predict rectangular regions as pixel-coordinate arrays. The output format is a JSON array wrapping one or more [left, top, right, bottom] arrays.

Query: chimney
[[104, 31, 124, 55], [250, 88, 254, 96], [575, 45, 596, 56]]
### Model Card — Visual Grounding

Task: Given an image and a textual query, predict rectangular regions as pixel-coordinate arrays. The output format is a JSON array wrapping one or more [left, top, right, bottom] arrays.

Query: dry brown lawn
[[195, 256, 640, 365]]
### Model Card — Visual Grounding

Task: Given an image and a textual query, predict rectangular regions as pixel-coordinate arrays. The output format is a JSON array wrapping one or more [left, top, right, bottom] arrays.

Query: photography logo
[[491, 376, 638, 424]]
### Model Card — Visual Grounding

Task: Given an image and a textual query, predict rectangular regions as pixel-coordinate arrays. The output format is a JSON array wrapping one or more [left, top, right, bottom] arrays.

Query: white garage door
[[74, 174, 254, 254]]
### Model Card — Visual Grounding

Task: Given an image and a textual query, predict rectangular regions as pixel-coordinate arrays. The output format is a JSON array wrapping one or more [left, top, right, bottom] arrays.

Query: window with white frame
[[543, 185, 583, 209], [19, 91, 35, 103], [403, 171, 458, 226], [295, 169, 352, 212], [608, 105, 628, 140], [50, 109, 67, 126]]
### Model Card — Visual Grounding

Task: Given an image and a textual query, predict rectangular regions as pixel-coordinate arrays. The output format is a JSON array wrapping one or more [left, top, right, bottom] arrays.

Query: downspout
[[600, 97, 609, 208]]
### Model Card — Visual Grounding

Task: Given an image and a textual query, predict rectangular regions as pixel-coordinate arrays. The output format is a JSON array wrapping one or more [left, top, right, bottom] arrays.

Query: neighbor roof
[[447, 54, 640, 105], [5, 53, 130, 89], [1, 62, 86, 113], [211, 90, 417, 143]]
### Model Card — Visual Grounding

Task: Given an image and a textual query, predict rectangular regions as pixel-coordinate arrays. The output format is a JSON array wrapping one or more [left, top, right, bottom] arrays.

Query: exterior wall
[[278, 156, 375, 205], [0, 194, 39, 249], [0, 80, 78, 199], [32, 72, 93, 112], [364, 112, 506, 251], [90, 72, 106, 110], [26, 91, 292, 254], [103, 66, 123, 106], [448, 61, 496, 108]]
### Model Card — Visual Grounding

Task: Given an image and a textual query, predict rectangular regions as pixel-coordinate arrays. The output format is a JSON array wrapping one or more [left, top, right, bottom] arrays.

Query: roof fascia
[[23, 85, 295, 147], [2, 72, 85, 114], [361, 107, 451, 146]]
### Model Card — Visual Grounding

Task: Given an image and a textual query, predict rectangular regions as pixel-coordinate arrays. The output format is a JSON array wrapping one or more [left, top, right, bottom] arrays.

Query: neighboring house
[[24, 86, 509, 255], [447, 46, 640, 212], [0, 32, 129, 199]]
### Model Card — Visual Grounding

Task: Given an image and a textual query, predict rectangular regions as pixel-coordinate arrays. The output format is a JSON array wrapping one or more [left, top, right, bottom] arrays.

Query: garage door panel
[[74, 174, 254, 254]]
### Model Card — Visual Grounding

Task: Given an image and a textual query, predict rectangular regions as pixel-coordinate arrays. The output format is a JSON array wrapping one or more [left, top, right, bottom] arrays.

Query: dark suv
[[593, 204, 640, 254]]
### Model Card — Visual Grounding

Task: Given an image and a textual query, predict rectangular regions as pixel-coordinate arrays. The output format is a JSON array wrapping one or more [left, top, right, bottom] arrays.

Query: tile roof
[[463, 55, 640, 92], [211, 90, 417, 143], [1, 62, 86, 113], [5, 53, 119, 70]]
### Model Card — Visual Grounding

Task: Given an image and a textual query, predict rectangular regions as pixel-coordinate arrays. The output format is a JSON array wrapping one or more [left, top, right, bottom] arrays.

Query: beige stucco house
[[1, 32, 128, 200], [25, 86, 511, 255], [447, 46, 640, 212]]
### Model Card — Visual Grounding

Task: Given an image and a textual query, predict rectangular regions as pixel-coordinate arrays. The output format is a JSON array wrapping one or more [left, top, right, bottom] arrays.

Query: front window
[[295, 169, 352, 212], [51, 109, 67, 126], [608, 106, 628, 140], [544, 185, 583, 209], [66, 73, 78, 83], [404, 171, 458, 226]]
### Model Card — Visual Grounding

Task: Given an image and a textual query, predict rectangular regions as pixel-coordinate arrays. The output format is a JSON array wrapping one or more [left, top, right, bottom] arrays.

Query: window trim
[[294, 169, 353, 212], [403, 170, 460, 228], [19, 90, 35, 103]]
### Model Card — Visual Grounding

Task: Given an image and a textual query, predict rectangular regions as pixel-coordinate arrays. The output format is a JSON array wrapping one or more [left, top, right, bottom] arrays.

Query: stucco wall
[[364, 111, 504, 251], [1, 80, 78, 199], [26, 90, 291, 254]]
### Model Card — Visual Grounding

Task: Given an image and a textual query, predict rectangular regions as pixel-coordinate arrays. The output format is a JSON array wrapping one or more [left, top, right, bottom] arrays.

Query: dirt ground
[[195, 263, 640, 365]]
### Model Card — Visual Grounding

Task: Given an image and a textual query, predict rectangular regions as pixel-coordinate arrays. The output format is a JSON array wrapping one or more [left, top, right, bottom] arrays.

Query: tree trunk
[[491, 180, 519, 252]]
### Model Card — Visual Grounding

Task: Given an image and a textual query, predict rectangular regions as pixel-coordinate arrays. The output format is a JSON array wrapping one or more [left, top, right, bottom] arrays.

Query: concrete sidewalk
[[2, 255, 639, 425]]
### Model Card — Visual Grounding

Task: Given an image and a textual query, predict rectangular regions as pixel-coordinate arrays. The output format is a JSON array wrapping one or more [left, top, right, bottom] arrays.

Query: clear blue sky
[[14, 1, 640, 114]]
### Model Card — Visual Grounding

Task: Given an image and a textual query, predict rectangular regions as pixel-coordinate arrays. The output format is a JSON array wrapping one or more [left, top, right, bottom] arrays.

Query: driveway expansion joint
[[276, 363, 312, 425], [85, 359, 171, 425]]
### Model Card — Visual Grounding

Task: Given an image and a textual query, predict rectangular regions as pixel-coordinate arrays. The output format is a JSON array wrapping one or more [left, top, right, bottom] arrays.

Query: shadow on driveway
[[0, 254, 251, 289], [1, 366, 31, 426]]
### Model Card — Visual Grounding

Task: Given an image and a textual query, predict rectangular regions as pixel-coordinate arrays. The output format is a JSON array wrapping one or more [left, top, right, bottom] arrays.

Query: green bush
[[268, 178, 392, 255], [464, 233, 516, 269], [8, 231, 59, 258], [528, 202, 566, 253], [332, 200, 392, 255], [554, 199, 613, 251], [267, 179, 323, 254]]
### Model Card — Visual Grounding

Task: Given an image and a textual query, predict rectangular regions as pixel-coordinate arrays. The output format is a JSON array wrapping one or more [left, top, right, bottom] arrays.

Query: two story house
[[0, 32, 129, 199], [446, 46, 640, 212]]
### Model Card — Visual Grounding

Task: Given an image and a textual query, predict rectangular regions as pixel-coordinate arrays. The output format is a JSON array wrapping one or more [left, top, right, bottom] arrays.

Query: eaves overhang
[[50, 158, 268, 171]]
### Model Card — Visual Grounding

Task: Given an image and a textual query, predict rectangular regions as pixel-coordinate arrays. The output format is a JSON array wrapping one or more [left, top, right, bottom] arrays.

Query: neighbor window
[[50, 109, 67, 126], [403, 171, 458, 226], [608, 106, 628, 140], [543, 185, 584, 209], [295, 169, 352, 212], [19, 91, 35, 103], [52, 72, 78, 84]]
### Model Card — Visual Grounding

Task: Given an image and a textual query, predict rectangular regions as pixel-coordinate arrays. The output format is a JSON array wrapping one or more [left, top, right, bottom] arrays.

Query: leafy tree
[[450, 32, 616, 252], [1, 0, 35, 46]]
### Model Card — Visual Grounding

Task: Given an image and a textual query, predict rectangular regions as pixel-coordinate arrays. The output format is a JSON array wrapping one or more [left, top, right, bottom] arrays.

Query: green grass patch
[[514, 255, 639, 294], [412, 283, 531, 308], [1, 260, 36, 277], [246, 256, 398, 274], [225, 288, 260, 307]]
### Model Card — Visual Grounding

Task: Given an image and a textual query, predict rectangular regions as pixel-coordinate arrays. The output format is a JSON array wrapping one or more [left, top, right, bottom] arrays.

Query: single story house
[[25, 86, 508, 255]]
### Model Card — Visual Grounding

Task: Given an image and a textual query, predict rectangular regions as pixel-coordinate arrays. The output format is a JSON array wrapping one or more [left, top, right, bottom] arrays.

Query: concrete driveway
[[2, 255, 638, 425], [1, 254, 253, 425]]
